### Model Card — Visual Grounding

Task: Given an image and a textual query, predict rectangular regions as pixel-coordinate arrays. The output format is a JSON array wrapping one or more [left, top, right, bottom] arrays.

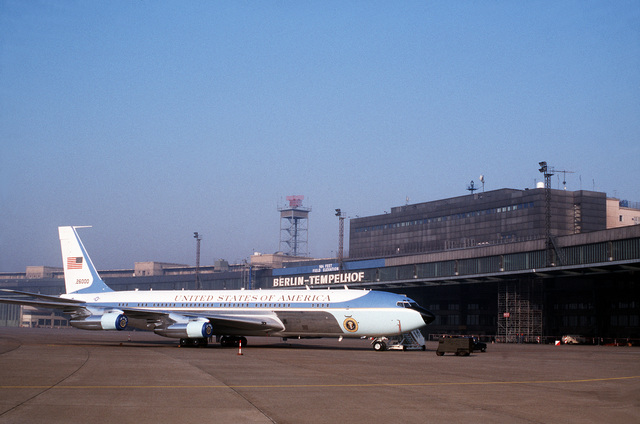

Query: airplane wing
[[0, 297, 85, 310], [0, 289, 85, 304], [0, 289, 87, 312], [121, 307, 285, 334], [202, 313, 285, 333]]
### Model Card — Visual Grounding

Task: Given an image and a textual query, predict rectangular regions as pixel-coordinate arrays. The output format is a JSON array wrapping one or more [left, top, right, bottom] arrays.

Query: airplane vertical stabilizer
[[59, 226, 113, 294]]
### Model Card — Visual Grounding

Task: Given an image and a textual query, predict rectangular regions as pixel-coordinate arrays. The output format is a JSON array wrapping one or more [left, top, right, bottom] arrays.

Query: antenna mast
[[549, 168, 575, 190]]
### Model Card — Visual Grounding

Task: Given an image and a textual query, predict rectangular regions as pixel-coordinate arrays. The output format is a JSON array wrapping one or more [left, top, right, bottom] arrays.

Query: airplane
[[0, 226, 435, 350]]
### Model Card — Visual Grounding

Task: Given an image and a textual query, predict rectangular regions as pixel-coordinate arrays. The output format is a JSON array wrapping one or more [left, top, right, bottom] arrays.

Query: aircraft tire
[[372, 341, 386, 351]]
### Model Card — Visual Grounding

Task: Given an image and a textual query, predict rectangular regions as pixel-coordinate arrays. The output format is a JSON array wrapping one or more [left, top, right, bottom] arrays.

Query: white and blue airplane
[[0, 226, 434, 350]]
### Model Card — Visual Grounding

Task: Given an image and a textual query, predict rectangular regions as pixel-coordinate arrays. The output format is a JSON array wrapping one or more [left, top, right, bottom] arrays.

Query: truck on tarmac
[[436, 336, 473, 356]]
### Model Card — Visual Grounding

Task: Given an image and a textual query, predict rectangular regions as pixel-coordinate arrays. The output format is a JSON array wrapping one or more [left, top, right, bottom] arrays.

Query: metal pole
[[194, 232, 201, 290], [539, 162, 554, 266], [335, 209, 344, 269]]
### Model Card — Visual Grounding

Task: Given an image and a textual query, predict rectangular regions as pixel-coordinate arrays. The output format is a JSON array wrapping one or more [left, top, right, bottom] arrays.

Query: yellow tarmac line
[[1, 375, 638, 390]]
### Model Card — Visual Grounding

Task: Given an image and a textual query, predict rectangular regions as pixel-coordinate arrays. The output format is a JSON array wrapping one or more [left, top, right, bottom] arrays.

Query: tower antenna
[[278, 195, 311, 257], [549, 167, 575, 190]]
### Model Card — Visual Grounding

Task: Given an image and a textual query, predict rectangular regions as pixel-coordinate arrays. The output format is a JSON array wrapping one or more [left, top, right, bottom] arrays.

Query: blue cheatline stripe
[[85, 291, 404, 310]]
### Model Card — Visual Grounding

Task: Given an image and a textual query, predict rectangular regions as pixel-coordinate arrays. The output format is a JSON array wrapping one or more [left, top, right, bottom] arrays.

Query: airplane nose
[[421, 310, 436, 325], [405, 300, 436, 325]]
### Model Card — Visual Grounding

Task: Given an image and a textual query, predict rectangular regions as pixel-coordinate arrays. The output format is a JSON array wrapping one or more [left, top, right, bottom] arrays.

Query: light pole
[[335, 209, 344, 269], [194, 232, 202, 290], [538, 162, 554, 266]]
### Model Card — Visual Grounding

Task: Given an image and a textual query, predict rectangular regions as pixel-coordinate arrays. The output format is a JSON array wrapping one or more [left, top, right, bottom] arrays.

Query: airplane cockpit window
[[396, 300, 411, 308]]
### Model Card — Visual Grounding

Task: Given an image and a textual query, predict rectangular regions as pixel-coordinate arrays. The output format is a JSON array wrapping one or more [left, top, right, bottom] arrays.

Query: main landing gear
[[219, 336, 247, 347], [178, 336, 248, 348], [179, 337, 209, 348]]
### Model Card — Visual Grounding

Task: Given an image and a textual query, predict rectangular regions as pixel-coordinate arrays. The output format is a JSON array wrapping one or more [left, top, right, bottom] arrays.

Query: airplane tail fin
[[59, 226, 113, 294]]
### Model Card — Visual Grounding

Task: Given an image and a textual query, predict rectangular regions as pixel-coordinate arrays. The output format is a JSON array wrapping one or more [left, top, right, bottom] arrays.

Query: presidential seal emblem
[[343, 317, 358, 332]]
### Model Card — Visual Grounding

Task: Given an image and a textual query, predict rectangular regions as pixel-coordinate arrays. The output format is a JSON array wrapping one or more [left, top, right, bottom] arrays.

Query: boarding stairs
[[385, 329, 426, 351]]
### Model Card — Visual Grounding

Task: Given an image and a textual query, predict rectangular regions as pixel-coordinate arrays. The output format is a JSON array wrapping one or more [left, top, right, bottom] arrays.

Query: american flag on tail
[[67, 257, 83, 269]]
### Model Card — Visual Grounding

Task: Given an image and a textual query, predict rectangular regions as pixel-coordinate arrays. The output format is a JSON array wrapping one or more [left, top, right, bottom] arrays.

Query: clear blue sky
[[1, 1, 639, 272]]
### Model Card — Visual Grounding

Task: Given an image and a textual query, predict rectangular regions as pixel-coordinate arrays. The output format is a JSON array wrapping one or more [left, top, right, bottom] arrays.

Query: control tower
[[278, 195, 311, 257]]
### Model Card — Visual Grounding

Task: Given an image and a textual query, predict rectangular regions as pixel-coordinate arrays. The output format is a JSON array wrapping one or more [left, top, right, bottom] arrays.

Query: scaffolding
[[497, 280, 543, 343], [241, 263, 252, 290], [278, 195, 311, 257]]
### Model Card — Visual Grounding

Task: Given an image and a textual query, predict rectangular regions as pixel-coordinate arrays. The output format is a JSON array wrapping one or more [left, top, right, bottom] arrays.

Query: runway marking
[[1, 375, 638, 390]]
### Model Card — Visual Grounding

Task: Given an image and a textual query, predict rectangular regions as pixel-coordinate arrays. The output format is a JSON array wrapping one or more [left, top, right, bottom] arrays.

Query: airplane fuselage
[[62, 288, 429, 338]]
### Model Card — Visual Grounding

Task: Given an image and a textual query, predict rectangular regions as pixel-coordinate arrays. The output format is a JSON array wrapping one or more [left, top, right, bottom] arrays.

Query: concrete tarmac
[[0, 327, 638, 424]]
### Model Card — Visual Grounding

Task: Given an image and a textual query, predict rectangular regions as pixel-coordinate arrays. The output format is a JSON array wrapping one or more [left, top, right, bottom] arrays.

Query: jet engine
[[70, 311, 128, 331], [154, 320, 213, 339]]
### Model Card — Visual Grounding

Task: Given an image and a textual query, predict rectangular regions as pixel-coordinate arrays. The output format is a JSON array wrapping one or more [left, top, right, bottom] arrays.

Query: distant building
[[249, 252, 314, 269], [607, 198, 640, 228], [348, 188, 639, 259], [25, 266, 62, 279], [134, 262, 188, 277]]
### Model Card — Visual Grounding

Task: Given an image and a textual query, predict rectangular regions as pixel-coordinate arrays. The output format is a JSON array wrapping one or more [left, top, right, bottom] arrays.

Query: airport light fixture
[[538, 161, 547, 174]]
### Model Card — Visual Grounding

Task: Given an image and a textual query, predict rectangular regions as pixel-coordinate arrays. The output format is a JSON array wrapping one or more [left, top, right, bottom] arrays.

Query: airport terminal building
[[2, 188, 639, 343], [349, 188, 607, 258]]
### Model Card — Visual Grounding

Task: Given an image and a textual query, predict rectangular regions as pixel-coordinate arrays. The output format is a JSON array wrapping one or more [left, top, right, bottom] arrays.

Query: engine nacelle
[[70, 311, 128, 331], [154, 321, 213, 339]]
